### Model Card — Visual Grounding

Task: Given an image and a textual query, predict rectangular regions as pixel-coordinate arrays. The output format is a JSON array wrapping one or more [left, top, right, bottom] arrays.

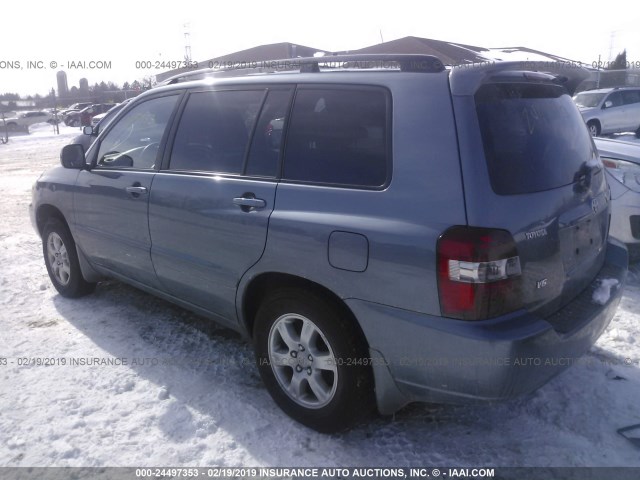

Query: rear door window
[[475, 83, 596, 195], [170, 90, 264, 174], [245, 89, 294, 177], [282, 87, 389, 188], [622, 90, 640, 105]]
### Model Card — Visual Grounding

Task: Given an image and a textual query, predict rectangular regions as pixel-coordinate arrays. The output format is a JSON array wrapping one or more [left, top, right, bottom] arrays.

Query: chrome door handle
[[233, 196, 266, 210], [126, 186, 148, 198]]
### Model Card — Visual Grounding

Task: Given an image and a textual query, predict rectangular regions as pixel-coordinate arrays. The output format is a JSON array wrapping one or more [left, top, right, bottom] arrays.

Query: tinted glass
[[607, 92, 623, 107], [283, 88, 388, 187], [476, 83, 596, 195], [96, 95, 178, 169], [170, 90, 264, 173], [245, 89, 293, 177], [622, 90, 640, 105]]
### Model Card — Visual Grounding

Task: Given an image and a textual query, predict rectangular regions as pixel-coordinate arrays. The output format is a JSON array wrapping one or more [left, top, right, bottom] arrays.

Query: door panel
[[73, 94, 181, 288], [74, 170, 159, 287], [149, 175, 276, 319], [148, 87, 292, 319]]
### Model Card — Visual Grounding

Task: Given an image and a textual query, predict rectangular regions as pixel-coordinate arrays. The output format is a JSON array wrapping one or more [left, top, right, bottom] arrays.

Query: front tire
[[42, 218, 96, 298], [587, 120, 600, 137], [254, 288, 374, 433]]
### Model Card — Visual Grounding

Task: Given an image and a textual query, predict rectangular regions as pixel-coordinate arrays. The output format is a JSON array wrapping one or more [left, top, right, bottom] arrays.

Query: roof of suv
[[577, 86, 640, 94], [153, 54, 590, 97], [157, 54, 446, 87]]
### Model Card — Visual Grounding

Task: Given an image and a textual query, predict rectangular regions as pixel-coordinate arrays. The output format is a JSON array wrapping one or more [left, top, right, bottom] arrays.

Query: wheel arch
[[36, 204, 69, 236], [36, 204, 102, 283], [240, 272, 368, 347]]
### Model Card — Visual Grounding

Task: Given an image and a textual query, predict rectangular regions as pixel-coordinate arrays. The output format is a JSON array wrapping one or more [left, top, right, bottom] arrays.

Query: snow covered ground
[[1, 123, 640, 468]]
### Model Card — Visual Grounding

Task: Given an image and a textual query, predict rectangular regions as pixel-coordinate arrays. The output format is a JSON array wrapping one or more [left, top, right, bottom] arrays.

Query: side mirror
[[83, 125, 96, 136], [603, 100, 613, 109], [60, 144, 86, 169]]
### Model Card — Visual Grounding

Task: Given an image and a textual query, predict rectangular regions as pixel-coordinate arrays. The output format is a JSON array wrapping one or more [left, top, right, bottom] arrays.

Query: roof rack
[[159, 54, 445, 86]]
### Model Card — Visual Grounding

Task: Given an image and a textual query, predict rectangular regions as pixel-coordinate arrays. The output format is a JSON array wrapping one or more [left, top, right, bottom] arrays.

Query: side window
[[96, 95, 178, 169], [283, 88, 389, 187], [245, 89, 293, 177], [622, 90, 640, 105], [607, 92, 623, 107], [170, 90, 264, 174]]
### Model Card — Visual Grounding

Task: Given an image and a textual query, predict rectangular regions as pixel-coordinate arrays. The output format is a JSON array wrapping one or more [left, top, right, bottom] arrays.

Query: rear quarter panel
[[240, 73, 467, 316]]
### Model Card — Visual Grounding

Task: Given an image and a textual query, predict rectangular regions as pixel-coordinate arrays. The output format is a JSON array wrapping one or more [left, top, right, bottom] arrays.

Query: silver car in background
[[574, 87, 640, 137], [595, 137, 640, 259]]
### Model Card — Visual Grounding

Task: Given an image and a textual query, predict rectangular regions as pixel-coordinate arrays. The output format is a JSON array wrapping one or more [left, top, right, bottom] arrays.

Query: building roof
[[156, 42, 328, 82], [155, 36, 581, 82], [342, 36, 490, 65]]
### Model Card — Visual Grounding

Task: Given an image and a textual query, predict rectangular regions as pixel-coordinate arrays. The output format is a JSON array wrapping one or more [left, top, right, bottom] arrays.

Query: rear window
[[476, 83, 595, 195]]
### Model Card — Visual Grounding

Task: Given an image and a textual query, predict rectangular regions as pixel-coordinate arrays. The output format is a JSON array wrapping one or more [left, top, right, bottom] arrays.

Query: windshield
[[573, 92, 606, 108]]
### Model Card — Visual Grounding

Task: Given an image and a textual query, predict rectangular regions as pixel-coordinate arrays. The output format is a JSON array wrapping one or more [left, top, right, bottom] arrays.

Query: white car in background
[[574, 87, 640, 137], [2, 111, 56, 129], [595, 137, 640, 259]]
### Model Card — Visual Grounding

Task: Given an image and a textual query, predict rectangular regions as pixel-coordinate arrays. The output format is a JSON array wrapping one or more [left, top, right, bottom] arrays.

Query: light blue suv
[[30, 56, 628, 432]]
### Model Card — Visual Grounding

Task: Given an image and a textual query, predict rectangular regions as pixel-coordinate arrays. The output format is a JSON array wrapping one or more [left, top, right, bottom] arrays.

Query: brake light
[[437, 226, 523, 320]]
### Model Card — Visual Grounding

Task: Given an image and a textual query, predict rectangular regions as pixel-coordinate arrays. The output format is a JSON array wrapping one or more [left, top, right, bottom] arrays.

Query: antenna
[[184, 22, 192, 63]]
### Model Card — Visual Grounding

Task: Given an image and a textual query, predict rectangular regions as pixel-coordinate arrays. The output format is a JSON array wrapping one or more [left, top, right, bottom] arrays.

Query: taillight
[[437, 226, 523, 321]]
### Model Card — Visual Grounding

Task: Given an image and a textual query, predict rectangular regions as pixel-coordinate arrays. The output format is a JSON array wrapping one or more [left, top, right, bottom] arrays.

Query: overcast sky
[[2, 0, 639, 97]]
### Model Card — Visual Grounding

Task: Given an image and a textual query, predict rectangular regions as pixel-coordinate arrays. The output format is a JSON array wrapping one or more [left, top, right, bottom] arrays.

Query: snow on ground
[[1, 126, 640, 468]]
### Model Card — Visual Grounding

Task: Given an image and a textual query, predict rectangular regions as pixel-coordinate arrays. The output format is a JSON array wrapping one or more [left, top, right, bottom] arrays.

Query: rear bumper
[[349, 239, 628, 414]]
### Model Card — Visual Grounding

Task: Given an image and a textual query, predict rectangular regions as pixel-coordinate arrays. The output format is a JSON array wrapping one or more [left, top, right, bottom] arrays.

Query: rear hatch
[[449, 65, 609, 319]]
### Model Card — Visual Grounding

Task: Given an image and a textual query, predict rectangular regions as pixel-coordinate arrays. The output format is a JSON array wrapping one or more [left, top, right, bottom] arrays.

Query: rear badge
[[525, 228, 548, 240], [536, 278, 548, 289]]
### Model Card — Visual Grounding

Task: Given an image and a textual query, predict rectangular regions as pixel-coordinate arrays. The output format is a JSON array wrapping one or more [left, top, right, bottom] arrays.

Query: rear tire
[[42, 218, 96, 298], [254, 288, 374, 433]]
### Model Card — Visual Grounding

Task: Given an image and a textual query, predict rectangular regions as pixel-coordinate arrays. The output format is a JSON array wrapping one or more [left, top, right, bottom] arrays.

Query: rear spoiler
[[449, 61, 590, 96]]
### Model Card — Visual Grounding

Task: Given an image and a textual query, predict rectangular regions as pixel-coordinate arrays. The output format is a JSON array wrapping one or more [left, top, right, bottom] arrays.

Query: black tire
[[42, 218, 96, 298], [254, 288, 374, 433], [587, 120, 600, 137]]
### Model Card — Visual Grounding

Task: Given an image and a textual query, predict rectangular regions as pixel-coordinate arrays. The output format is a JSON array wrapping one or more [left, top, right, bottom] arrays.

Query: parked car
[[70, 100, 131, 151], [573, 87, 640, 137], [59, 102, 93, 123], [65, 104, 116, 127], [594, 137, 640, 260], [3, 110, 55, 129], [31, 56, 628, 433], [62, 102, 93, 114]]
